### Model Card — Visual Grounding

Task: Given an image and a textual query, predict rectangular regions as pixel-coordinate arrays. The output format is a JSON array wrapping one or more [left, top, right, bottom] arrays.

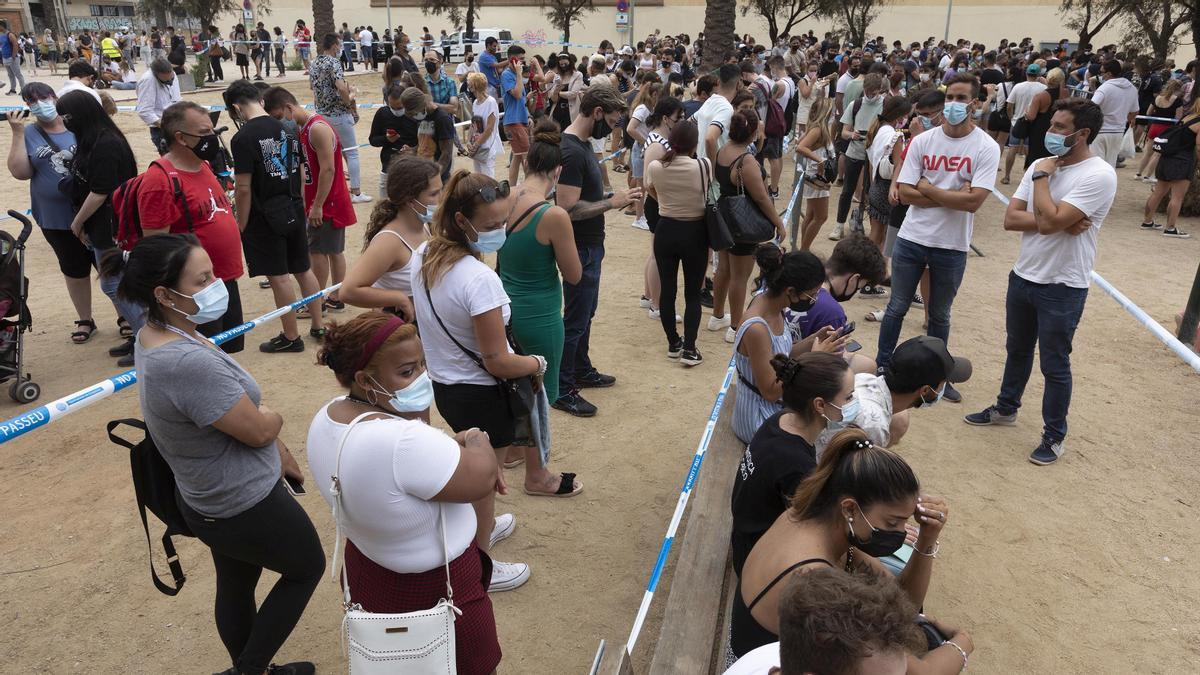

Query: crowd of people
[[4, 13, 1198, 674]]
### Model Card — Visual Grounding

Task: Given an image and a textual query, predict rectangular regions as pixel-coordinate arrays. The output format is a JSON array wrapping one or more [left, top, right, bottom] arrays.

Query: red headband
[[353, 315, 405, 372]]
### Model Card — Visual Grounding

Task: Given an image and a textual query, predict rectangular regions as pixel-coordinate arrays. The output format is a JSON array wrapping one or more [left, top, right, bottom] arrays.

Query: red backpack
[[112, 160, 194, 252], [757, 80, 787, 138]]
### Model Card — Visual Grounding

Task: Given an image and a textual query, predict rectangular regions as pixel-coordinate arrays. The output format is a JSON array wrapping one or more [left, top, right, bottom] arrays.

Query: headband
[[353, 315, 405, 373]]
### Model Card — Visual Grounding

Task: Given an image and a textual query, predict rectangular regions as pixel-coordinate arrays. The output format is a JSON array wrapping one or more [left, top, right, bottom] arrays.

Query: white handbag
[[330, 412, 462, 674]]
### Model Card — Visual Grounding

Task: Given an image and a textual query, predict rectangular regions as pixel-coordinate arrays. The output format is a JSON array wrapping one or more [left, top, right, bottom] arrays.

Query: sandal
[[864, 309, 885, 322], [612, 164, 628, 173], [117, 317, 132, 338], [309, 327, 327, 339], [72, 319, 98, 344], [503, 457, 526, 469], [1000, 176, 1010, 185], [524, 472, 583, 498]]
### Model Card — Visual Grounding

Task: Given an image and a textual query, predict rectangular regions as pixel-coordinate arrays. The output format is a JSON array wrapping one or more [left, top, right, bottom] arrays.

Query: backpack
[[1152, 117, 1200, 158], [107, 419, 193, 596], [757, 80, 787, 137], [112, 160, 194, 252]]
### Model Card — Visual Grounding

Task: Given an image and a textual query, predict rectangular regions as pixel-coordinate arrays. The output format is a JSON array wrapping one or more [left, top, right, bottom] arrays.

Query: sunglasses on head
[[475, 181, 510, 203]]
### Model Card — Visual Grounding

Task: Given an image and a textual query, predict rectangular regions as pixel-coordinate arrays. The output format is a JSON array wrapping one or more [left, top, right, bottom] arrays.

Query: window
[[89, 5, 102, 16], [103, 5, 119, 15], [121, 5, 133, 15], [499, 31, 512, 42]]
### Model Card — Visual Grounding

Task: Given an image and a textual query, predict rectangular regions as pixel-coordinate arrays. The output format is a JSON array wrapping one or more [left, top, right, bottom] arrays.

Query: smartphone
[[283, 474, 307, 496], [844, 339, 862, 352], [838, 321, 857, 337]]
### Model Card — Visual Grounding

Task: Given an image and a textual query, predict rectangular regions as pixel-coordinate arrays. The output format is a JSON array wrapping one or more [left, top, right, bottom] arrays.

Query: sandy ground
[[1, 73, 1199, 674]]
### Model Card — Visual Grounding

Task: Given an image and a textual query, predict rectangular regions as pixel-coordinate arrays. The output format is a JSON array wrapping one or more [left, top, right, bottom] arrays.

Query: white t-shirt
[[816, 373, 893, 457], [57, 78, 102, 103], [896, 125, 1001, 252], [1011, 156, 1116, 288], [358, 29, 373, 47], [306, 403, 477, 573], [1091, 77, 1140, 133], [456, 61, 479, 78], [1007, 80, 1042, 122], [836, 70, 852, 95], [693, 93, 733, 161], [867, 124, 901, 180], [724, 642, 780, 675], [631, 103, 651, 133], [411, 244, 512, 387], [774, 75, 794, 113], [472, 95, 502, 155]]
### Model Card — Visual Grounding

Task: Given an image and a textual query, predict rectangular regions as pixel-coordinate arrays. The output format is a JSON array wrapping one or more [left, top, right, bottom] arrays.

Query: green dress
[[498, 202, 564, 402]]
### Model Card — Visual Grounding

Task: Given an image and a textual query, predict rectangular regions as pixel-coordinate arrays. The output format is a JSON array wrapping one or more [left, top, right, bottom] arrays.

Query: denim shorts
[[630, 142, 645, 179]]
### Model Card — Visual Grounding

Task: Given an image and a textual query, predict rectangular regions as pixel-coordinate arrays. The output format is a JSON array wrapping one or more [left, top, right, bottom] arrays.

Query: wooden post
[[1178, 259, 1200, 348]]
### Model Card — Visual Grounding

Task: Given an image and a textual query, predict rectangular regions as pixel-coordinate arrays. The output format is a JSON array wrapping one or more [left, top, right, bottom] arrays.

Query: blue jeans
[[994, 271, 1088, 442], [323, 112, 361, 191], [559, 243, 603, 398], [876, 237, 967, 369]]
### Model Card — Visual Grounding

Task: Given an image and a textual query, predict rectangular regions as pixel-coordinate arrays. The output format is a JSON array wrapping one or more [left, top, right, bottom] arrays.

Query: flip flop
[[1000, 177, 1011, 185], [503, 457, 525, 469], [864, 309, 884, 322], [72, 319, 97, 344], [524, 472, 583, 498], [117, 317, 132, 338]]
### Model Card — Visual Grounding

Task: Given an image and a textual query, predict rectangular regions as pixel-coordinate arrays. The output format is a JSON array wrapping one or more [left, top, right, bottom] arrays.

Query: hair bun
[[771, 354, 801, 384], [755, 242, 784, 276], [532, 119, 561, 145]]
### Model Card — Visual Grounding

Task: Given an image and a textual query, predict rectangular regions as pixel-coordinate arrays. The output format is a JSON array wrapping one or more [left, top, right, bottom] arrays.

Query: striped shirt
[[732, 316, 794, 444]]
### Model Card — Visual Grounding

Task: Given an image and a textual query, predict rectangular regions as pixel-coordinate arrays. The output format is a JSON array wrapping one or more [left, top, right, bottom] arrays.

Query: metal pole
[[1178, 260, 1200, 349], [629, 0, 635, 49], [790, 157, 806, 250], [386, 0, 392, 42], [943, 0, 953, 43]]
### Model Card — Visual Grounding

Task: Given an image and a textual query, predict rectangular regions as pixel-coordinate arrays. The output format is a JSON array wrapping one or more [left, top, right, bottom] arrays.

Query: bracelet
[[914, 540, 940, 558], [943, 639, 968, 672], [531, 354, 547, 377]]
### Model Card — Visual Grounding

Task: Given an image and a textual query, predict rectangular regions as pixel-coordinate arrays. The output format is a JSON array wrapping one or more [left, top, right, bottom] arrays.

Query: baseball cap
[[619, 45, 633, 55], [885, 336, 972, 393], [1026, 63, 1042, 75]]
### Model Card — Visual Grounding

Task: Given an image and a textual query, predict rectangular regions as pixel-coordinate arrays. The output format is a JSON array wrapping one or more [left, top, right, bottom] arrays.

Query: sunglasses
[[475, 181, 510, 203]]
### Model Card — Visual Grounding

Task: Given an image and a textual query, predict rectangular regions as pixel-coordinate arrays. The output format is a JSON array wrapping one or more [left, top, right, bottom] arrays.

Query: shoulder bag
[[700, 157, 733, 251], [987, 81, 1011, 132], [331, 412, 461, 673], [719, 153, 777, 244]]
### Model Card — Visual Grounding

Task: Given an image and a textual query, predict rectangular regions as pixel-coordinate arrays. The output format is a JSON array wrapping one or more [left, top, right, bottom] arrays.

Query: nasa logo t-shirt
[[896, 125, 1000, 252]]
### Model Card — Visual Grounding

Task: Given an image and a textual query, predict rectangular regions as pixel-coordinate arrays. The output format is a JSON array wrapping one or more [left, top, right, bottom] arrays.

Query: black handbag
[[1011, 114, 1029, 140], [719, 153, 777, 244], [987, 82, 1010, 132], [700, 157, 733, 251]]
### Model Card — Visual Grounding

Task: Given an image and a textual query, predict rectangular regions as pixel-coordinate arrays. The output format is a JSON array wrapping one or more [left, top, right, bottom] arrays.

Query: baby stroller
[[0, 211, 38, 403]]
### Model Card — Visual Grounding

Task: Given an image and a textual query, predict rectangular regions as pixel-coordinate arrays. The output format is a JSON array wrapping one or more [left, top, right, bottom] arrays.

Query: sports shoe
[[725, 327, 736, 343], [109, 338, 134, 357], [700, 288, 714, 308], [769, 187, 780, 201], [707, 314, 731, 331], [912, 293, 925, 307], [963, 406, 1017, 426], [576, 370, 616, 388], [266, 663, 316, 675], [680, 348, 703, 366], [552, 390, 598, 417], [1029, 437, 1065, 466], [942, 382, 963, 403], [649, 308, 683, 322], [322, 298, 346, 312], [639, 295, 653, 309], [488, 560, 531, 592], [1140, 221, 1162, 230], [859, 285, 888, 298], [259, 333, 305, 353], [828, 223, 845, 241], [258, 279, 272, 289], [490, 513, 515, 548], [1163, 228, 1191, 239], [631, 217, 650, 231], [667, 339, 683, 359], [117, 353, 135, 368], [350, 193, 373, 203]]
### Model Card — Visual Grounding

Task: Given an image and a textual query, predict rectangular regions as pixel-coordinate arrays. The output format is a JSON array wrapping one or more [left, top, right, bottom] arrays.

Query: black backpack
[[107, 419, 193, 596], [1152, 117, 1200, 158]]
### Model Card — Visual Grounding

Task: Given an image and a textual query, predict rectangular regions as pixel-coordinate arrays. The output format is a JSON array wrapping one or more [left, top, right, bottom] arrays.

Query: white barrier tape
[[989, 188, 1200, 374], [1136, 115, 1180, 124], [599, 147, 627, 164], [624, 358, 737, 654], [0, 283, 340, 445]]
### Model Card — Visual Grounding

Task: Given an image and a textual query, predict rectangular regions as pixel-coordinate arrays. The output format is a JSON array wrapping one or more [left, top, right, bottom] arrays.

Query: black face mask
[[847, 504, 906, 558], [591, 116, 612, 140], [425, 61, 438, 75], [789, 292, 816, 313], [184, 132, 220, 162], [830, 276, 861, 302]]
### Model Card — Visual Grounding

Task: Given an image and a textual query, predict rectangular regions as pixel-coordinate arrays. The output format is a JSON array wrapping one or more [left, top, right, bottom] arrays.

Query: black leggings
[[210, 56, 224, 81], [178, 482, 325, 674], [836, 156, 870, 224], [653, 216, 708, 350], [198, 279, 245, 354]]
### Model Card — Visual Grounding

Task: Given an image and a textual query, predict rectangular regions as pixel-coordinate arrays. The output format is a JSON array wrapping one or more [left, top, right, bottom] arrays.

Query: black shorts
[[433, 381, 516, 449], [235, 53, 249, 67], [834, 137, 850, 154], [308, 219, 347, 254], [729, 241, 759, 256], [41, 228, 94, 279], [242, 214, 311, 278], [758, 135, 784, 159], [1156, 154, 1196, 182]]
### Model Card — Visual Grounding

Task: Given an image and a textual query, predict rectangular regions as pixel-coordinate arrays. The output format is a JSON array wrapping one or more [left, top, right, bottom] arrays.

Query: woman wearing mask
[[794, 64, 824, 136], [731, 428, 968, 672], [794, 96, 836, 250], [465, 72, 501, 177], [367, 82, 412, 197], [272, 26, 286, 77], [625, 80, 661, 230], [1136, 78, 1182, 183], [307, 311, 503, 674], [549, 53, 583, 126], [1141, 96, 1200, 239], [1023, 67, 1066, 169], [730, 351, 851, 575], [865, 96, 912, 250], [231, 24, 250, 80], [340, 155, 441, 317], [731, 245, 846, 443], [381, 56, 406, 97], [711, 110, 787, 344], [124, 234, 324, 675], [498, 121, 582, 406], [56, 89, 141, 365], [412, 171, 583, 588], [638, 96, 684, 317]]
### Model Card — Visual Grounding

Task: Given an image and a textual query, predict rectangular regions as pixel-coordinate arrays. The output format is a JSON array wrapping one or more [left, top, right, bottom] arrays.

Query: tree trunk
[[702, 0, 736, 72], [466, 0, 477, 37], [155, 7, 168, 31], [767, 17, 778, 45], [42, 0, 62, 39], [313, 0, 335, 40], [563, 21, 570, 45]]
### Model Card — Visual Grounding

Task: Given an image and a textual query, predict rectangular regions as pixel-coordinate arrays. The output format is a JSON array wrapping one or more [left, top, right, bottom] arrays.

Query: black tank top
[[729, 557, 833, 658], [1025, 86, 1061, 169], [716, 151, 765, 199], [1156, 98, 1182, 120]]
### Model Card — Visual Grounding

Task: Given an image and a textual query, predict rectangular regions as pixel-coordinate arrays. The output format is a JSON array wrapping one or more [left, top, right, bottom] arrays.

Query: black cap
[[886, 336, 972, 393]]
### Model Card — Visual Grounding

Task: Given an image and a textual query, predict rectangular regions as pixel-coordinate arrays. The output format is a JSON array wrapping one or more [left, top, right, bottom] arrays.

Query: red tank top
[[299, 114, 356, 229]]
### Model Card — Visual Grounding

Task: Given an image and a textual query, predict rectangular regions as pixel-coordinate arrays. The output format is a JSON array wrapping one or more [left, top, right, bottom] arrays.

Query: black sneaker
[[1163, 228, 1191, 239], [704, 276, 714, 292], [259, 279, 272, 289], [667, 339, 683, 359], [859, 285, 889, 298], [552, 391, 598, 417], [769, 187, 780, 201], [259, 332, 305, 353], [1028, 437, 1065, 466], [1140, 221, 1161, 230], [266, 663, 316, 675], [322, 298, 346, 312], [700, 287, 714, 309], [680, 348, 703, 366], [117, 353, 134, 368], [576, 370, 616, 388], [912, 293, 925, 307], [942, 381, 962, 403], [109, 337, 135, 357]]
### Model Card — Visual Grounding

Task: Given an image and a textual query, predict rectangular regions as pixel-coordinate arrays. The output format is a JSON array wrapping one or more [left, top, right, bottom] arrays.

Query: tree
[[42, 0, 63, 39], [312, 0, 334, 38], [820, 0, 889, 47], [1059, 0, 1123, 49], [422, 0, 481, 39], [542, 0, 596, 45], [1120, 0, 1189, 62], [702, 0, 736, 71], [739, 0, 822, 45]]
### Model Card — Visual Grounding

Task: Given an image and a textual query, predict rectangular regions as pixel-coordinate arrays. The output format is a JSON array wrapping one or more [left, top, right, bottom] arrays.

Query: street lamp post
[[943, 0, 953, 42]]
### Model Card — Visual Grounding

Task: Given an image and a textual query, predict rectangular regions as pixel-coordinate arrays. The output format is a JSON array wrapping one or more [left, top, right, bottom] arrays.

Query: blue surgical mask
[[370, 371, 434, 413], [825, 397, 861, 430], [918, 115, 935, 129], [410, 199, 434, 224], [30, 100, 58, 122], [410, 111, 427, 121], [169, 279, 229, 324], [943, 101, 969, 125], [1044, 129, 1080, 157], [467, 220, 507, 254], [916, 383, 946, 408], [388, 106, 405, 117]]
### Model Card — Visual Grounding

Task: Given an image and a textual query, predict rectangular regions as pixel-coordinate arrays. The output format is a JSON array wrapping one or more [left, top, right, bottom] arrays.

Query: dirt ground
[[1, 72, 1198, 674]]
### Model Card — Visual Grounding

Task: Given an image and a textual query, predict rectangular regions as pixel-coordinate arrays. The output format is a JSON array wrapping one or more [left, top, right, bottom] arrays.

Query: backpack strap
[[106, 418, 187, 597], [151, 159, 195, 234]]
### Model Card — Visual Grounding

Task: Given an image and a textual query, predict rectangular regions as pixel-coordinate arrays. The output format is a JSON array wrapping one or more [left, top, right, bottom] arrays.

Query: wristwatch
[[1031, 170, 1051, 181]]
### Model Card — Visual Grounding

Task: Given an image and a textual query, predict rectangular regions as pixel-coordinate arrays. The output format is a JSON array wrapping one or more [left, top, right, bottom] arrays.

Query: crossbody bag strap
[[34, 125, 62, 153], [422, 282, 496, 382], [734, 152, 751, 195], [506, 200, 549, 235], [330, 410, 395, 606]]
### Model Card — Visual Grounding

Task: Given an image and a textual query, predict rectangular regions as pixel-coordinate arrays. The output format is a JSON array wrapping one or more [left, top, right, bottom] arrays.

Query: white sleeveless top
[[370, 230, 417, 295]]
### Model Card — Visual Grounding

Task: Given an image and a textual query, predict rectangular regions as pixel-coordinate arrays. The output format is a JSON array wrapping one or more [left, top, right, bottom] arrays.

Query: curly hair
[[778, 567, 924, 674], [828, 234, 888, 285], [315, 310, 419, 387]]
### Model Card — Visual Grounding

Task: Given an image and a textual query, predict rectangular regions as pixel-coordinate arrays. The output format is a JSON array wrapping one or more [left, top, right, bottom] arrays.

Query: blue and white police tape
[[779, 172, 804, 224], [599, 147, 627, 164], [0, 283, 340, 445], [2, 101, 470, 114], [1136, 115, 1180, 125], [624, 357, 737, 654], [989, 188, 1200, 374]]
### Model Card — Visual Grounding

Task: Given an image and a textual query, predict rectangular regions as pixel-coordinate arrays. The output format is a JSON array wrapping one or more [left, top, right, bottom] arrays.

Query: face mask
[[466, 219, 507, 253], [591, 116, 613, 140], [1044, 129, 1080, 157], [865, 94, 882, 104], [425, 61, 438, 75], [919, 72, 930, 82], [169, 279, 229, 324], [825, 397, 860, 430], [369, 371, 433, 413], [280, 118, 300, 137], [915, 382, 946, 408], [918, 114, 935, 129], [389, 106, 405, 117], [807, 70, 817, 79], [185, 133, 220, 162], [30, 99, 58, 122], [410, 199, 434, 224], [466, 55, 474, 63], [943, 101, 969, 125], [847, 504, 907, 557], [410, 111, 427, 121], [830, 277, 860, 302]]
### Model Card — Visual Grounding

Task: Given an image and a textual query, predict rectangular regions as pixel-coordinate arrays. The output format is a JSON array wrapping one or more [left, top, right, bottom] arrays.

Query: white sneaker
[[489, 560, 531, 592], [631, 217, 650, 231], [649, 309, 683, 322], [828, 223, 845, 241], [490, 513, 515, 548], [707, 314, 730, 331], [639, 296, 653, 309], [350, 193, 373, 203], [724, 327, 736, 343]]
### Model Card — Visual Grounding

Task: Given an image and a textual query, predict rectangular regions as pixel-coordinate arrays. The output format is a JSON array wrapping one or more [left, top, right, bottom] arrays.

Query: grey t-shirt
[[136, 336, 280, 518], [841, 95, 883, 161]]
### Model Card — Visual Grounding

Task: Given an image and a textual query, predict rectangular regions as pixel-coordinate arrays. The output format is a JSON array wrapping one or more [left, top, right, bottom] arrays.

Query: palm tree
[[702, 0, 736, 71], [313, 0, 335, 40]]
